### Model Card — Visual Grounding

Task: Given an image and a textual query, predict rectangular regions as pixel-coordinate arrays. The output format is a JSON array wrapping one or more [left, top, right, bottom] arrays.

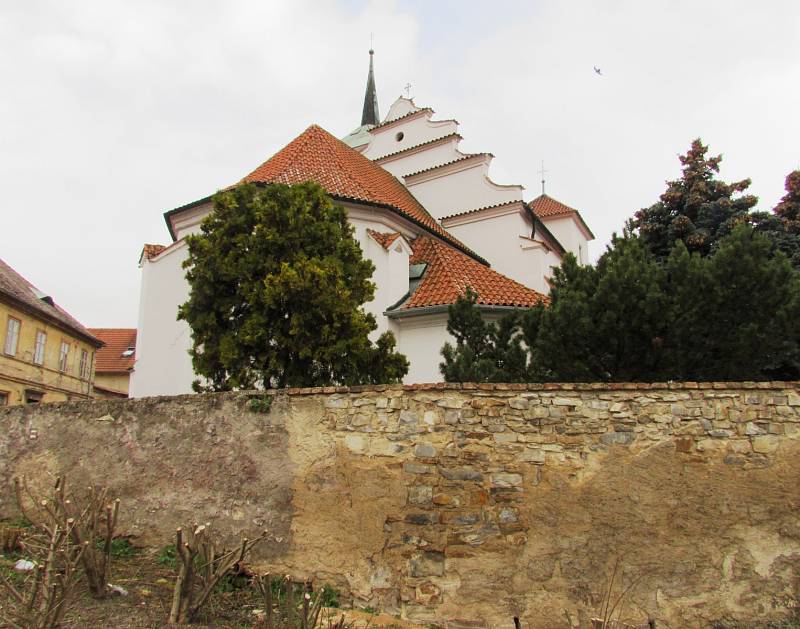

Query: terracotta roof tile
[[88, 328, 136, 372], [400, 236, 547, 310], [0, 258, 100, 346], [141, 244, 166, 261], [241, 125, 483, 261], [529, 194, 595, 239], [529, 194, 579, 218], [366, 229, 402, 250]]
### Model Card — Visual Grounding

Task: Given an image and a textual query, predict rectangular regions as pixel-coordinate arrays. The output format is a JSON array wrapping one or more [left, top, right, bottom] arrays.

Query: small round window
[[395, 131, 404, 142]]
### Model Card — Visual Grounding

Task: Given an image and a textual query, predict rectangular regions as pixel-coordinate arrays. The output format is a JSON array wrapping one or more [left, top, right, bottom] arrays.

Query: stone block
[[344, 435, 366, 453], [752, 435, 779, 454], [408, 485, 433, 506], [517, 448, 546, 463], [509, 397, 530, 410], [399, 410, 420, 424], [423, 410, 438, 426], [414, 442, 438, 458], [439, 466, 484, 482], [409, 551, 445, 577], [404, 462, 432, 475], [599, 431, 635, 446], [490, 473, 523, 488]]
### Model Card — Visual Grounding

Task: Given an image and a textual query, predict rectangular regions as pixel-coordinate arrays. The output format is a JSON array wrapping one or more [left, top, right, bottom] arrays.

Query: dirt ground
[[0, 549, 422, 629]]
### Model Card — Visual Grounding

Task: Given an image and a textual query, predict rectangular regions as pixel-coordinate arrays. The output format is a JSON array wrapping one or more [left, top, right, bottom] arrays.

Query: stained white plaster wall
[[391, 313, 452, 384], [362, 115, 458, 161], [540, 215, 591, 264], [130, 243, 195, 397], [376, 139, 463, 179], [407, 163, 523, 219], [445, 211, 557, 294]]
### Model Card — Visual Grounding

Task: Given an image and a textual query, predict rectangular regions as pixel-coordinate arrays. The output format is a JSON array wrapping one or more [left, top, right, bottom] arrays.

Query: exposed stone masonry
[[1, 382, 799, 628]]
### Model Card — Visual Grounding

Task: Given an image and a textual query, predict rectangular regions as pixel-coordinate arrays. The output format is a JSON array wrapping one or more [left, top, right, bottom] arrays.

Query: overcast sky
[[1, 1, 798, 327]]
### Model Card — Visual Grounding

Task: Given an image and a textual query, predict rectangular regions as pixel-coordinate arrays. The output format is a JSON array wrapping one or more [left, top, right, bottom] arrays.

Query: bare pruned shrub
[[0, 508, 87, 628], [14, 476, 120, 599], [254, 574, 356, 629], [168, 523, 267, 624]]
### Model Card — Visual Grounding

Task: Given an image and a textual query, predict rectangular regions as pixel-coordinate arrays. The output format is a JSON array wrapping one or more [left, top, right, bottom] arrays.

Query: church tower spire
[[361, 49, 380, 127]]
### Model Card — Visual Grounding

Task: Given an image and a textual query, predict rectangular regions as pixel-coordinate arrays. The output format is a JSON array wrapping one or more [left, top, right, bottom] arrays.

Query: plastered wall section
[[1, 381, 799, 629]]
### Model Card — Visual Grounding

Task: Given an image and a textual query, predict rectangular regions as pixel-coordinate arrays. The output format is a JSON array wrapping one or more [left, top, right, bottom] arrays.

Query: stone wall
[[2, 382, 800, 628]]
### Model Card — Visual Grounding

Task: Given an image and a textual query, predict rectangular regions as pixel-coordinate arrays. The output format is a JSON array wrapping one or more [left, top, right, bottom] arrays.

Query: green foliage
[[96, 537, 137, 558], [248, 394, 273, 413], [320, 584, 341, 608], [753, 170, 800, 270], [156, 544, 178, 569], [440, 288, 542, 382], [442, 226, 800, 383], [179, 182, 408, 391], [629, 139, 757, 260]]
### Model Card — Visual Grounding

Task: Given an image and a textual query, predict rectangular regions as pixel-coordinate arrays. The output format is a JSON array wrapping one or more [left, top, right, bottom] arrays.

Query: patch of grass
[[320, 584, 341, 608], [1, 515, 33, 530], [249, 395, 273, 413], [95, 537, 138, 558], [362, 605, 376, 614], [155, 544, 178, 569]]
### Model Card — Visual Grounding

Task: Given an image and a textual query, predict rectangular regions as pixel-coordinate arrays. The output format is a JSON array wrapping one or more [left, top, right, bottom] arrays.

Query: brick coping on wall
[[1, 380, 798, 414], [248, 380, 800, 396]]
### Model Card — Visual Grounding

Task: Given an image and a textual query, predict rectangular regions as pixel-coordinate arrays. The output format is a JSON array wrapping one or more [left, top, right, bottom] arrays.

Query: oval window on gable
[[395, 131, 404, 142]]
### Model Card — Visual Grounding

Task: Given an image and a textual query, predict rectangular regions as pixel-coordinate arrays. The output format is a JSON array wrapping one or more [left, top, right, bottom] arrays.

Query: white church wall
[[392, 313, 452, 383], [384, 97, 419, 121], [445, 211, 554, 294], [130, 243, 196, 398], [392, 310, 511, 384], [376, 139, 463, 179], [362, 114, 459, 162], [540, 215, 590, 264], [171, 200, 214, 241], [406, 163, 523, 219]]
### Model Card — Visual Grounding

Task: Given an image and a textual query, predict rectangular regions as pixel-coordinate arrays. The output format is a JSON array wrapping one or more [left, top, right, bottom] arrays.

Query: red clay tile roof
[[398, 236, 547, 310], [366, 229, 403, 250], [141, 244, 166, 261], [529, 194, 595, 239], [0, 258, 101, 346], [529, 194, 578, 218], [241, 125, 483, 262], [88, 328, 136, 372]]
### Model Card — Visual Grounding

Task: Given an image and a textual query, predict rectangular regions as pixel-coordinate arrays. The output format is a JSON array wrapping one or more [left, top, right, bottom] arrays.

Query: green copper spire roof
[[361, 49, 380, 126]]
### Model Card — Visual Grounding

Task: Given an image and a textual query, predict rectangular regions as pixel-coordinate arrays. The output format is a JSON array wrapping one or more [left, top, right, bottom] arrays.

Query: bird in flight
[[594, 66, 602, 75]]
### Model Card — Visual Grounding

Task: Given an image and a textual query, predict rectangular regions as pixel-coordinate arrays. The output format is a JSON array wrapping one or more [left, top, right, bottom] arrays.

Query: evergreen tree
[[439, 288, 532, 383], [178, 182, 408, 391], [752, 170, 800, 270], [630, 139, 757, 260], [665, 225, 800, 380]]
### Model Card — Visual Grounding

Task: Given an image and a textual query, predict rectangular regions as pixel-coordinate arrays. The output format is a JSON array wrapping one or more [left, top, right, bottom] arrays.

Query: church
[[130, 51, 594, 396]]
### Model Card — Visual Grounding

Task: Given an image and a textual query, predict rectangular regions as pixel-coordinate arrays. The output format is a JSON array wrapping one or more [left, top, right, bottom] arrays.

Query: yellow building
[[87, 328, 136, 398], [0, 258, 102, 406]]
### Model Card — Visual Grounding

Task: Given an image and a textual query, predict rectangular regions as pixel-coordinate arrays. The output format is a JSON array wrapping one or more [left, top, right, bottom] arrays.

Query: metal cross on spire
[[538, 160, 548, 195], [404, 83, 412, 97]]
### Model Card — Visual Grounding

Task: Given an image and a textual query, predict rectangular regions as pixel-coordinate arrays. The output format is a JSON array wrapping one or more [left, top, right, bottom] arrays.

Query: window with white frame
[[79, 349, 90, 379], [33, 330, 46, 365], [59, 341, 70, 372], [4, 317, 20, 356]]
